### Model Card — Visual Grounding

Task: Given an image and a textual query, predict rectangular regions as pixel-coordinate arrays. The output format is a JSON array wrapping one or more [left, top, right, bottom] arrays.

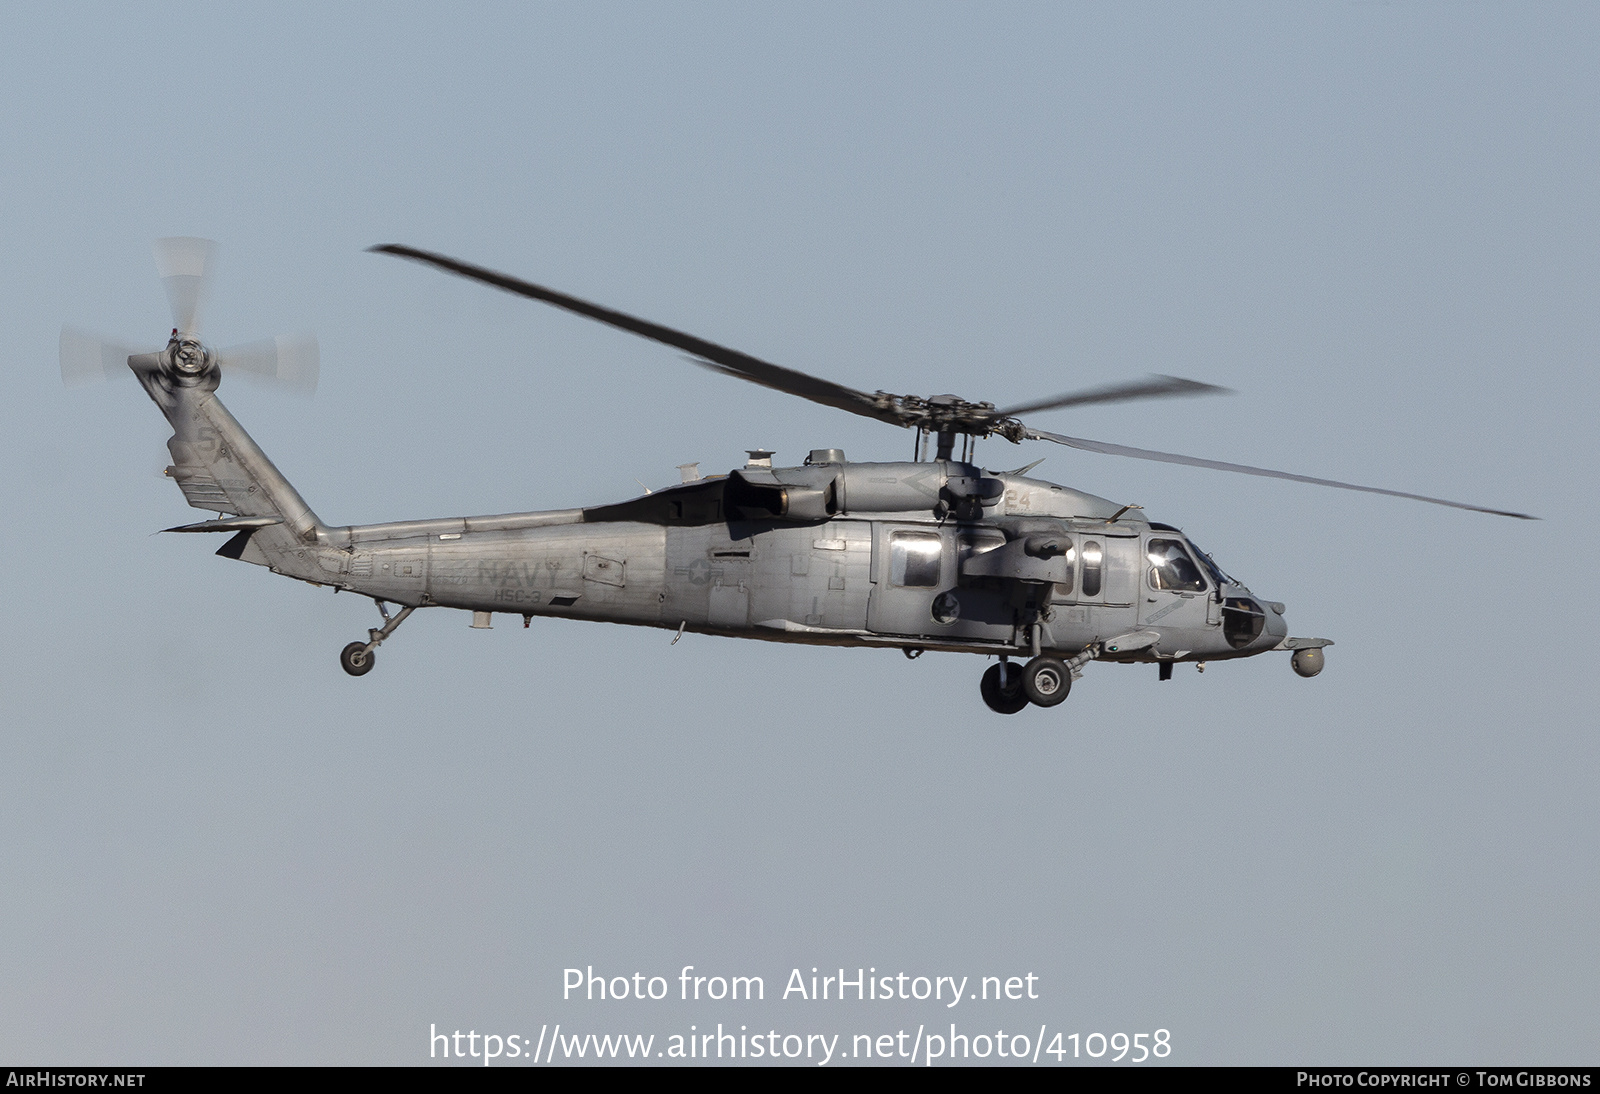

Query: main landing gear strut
[[339, 599, 416, 677], [979, 646, 1098, 714]]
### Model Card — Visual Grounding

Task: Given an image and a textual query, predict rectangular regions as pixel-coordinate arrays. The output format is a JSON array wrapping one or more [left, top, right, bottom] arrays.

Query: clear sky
[[1, 1, 1595, 1065]]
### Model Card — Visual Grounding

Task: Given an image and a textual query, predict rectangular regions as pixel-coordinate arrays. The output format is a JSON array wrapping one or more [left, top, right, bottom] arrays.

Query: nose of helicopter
[[1263, 599, 1288, 641]]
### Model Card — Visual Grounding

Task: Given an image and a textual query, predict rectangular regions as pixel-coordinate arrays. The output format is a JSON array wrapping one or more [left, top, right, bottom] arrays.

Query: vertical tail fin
[[138, 362, 331, 580], [158, 383, 323, 544]]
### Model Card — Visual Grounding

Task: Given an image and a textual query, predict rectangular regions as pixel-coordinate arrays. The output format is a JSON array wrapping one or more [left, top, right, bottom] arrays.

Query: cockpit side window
[[1147, 538, 1207, 592], [889, 531, 942, 587]]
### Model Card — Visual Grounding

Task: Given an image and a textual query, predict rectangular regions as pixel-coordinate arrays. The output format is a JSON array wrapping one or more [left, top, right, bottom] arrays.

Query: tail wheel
[[980, 662, 1029, 714], [340, 641, 375, 677], [1021, 656, 1071, 707]]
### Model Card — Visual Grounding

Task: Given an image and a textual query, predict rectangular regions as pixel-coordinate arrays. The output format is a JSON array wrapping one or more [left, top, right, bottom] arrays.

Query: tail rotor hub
[[169, 336, 211, 376]]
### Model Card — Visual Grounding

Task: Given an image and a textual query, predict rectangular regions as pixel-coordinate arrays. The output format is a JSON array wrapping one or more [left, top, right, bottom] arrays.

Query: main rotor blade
[[369, 244, 907, 426], [59, 326, 148, 386], [995, 375, 1231, 419], [153, 237, 217, 335], [1022, 427, 1537, 520], [216, 333, 320, 394]]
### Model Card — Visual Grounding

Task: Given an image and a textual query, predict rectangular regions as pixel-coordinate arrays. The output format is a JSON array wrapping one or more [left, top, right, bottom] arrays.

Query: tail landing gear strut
[[339, 600, 416, 677]]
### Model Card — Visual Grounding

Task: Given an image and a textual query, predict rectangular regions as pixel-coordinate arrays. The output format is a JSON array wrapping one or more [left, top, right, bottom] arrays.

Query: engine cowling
[[724, 462, 1006, 521]]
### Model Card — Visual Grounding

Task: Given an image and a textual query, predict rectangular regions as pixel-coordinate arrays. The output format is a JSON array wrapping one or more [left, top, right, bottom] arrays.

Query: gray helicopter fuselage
[[149, 374, 1290, 666], [318, 501, 1285, 664]]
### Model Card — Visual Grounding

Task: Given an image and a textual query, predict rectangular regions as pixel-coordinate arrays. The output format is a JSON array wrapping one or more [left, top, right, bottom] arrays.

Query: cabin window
[[889, 531, 942, 587], [1081, 540, 1103, 597], [1053, 538, 1077, 597], [1147, 539, 1207, 592]]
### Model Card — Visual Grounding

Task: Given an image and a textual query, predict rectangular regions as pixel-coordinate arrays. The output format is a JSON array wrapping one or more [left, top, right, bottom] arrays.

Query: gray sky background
[[1, 1, 1595, 1066]]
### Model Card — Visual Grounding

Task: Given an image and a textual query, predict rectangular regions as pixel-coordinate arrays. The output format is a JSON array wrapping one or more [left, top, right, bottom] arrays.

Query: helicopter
[[62, 239, 1535, 714]]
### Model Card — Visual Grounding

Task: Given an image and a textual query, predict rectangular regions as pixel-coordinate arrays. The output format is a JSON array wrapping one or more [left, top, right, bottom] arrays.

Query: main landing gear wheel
[[1021, 656, 1071, 707], [340, 641, 375, 677], [980, 662, 1029, 714]]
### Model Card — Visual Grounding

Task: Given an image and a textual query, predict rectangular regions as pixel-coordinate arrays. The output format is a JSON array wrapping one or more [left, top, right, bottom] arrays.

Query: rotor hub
[[879, 392, 1012, 437]]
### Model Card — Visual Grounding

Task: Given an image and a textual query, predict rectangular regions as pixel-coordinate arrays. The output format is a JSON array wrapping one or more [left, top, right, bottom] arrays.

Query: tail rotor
[[61, 238, 318, 394]]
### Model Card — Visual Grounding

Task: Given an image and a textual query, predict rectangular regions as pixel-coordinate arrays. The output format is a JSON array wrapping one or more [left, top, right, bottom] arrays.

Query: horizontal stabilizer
[[162, 515, 283, 533]]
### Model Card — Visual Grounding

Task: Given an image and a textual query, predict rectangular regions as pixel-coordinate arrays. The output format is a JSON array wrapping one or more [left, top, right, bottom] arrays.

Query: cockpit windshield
[[1188, 539, 1236, 588]]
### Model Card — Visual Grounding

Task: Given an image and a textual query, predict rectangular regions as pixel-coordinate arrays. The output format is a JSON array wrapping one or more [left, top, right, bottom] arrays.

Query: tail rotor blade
[[153, 237, 217, 334], [215, 333, 320, 394], [59, 326, 148, 386]]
